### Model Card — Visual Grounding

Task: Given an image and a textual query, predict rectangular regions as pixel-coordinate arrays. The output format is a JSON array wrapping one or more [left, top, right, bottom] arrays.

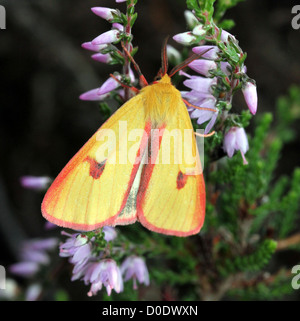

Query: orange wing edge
[[135, 124, 206, 237], [41, 121, 152, 232], [136, 164, 206, 237]]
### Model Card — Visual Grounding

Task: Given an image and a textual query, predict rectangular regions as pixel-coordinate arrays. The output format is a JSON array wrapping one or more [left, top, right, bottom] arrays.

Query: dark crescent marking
[[176, 171, 188, 190], [85, 156, 107, 180]]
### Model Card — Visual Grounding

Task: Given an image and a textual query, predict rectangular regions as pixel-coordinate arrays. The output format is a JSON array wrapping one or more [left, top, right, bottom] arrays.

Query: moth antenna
[[161, 36, 169, 76], [109, 74, 140, 94], [182, 98, 216, 113], [168, 48, 213, 78], [121, 42, 148, 87], [195, 131, 216, 138], [154, 67, 163, 81]]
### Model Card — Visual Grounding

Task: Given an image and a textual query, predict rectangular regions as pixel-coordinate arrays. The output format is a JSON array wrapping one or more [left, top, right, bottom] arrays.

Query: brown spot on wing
[[85, 156, 106, 179], [176, 171, 188, 189]]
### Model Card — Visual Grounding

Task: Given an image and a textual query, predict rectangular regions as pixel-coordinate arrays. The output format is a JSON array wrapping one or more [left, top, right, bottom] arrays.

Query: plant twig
[[276, 233, 300, 251]]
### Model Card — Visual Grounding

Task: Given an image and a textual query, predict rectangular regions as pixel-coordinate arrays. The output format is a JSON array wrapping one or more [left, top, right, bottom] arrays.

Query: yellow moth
[[42, 44, 212, 236]]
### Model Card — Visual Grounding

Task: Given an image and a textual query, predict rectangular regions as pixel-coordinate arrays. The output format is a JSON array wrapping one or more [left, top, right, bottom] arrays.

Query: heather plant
[[5, 0, 300, 301]]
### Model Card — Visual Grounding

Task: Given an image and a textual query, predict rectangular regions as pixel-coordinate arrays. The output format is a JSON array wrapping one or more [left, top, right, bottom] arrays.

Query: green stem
[[123, 0, 135, 101]]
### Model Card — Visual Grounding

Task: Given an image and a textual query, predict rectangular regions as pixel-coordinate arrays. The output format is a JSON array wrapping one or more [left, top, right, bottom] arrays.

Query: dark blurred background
[[0, 0, 300, 286]]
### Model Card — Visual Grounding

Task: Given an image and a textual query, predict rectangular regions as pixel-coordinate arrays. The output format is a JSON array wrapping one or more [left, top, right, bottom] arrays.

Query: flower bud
[[121, 256, 150, 290], [242, 82, 258, 115], [188, 59, 217, 77], [221, 30, 236, 42], [91, 7, 117, 22], [220, 62, 231, 76], [25, 284, 42, 301], [84, 260, 123, 296], [79, 88, 109, 101], [184, 10, 198, 29], [192, 45, 219, 60], [183, 76, 217, 94], [9, 262, 40, 278], [223, 127, 249, 165], [173, 32, 196, 45], [81, 42, 107, 52], [103, 226, 117, 242], [91, 53, 112, 64], [128, 66, 135, 84], [92, 29, 121, 45], [98, 75, 121, 95], [192, 24, 205, 36], [166, 45, 182, 65], [20, 176, 51, 190], [112, 23, 123, 31]]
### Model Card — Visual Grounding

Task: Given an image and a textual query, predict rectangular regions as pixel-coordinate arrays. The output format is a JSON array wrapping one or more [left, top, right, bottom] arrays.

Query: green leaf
[[54, 289, 69, 301], [219, 19, 235, 30], [186, 0, 199, 11], [130, 46, 139, 57], [214, 0, 245, 22], [218, 239, 277, 277], [99, 102, 112, 121], [120, 12, 128, 25], [130, 13, 138, 28]]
